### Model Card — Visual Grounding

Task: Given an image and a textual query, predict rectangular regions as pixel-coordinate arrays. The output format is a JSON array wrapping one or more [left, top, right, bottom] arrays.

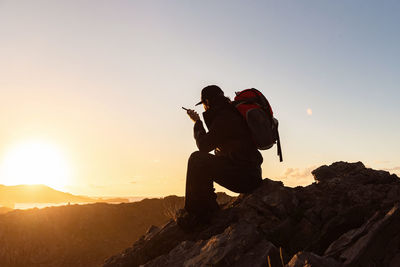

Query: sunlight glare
[[0, 141, 71, 190]]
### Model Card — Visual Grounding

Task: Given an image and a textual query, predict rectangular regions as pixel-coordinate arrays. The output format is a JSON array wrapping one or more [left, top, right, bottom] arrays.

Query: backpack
[[233, 88, 283, 162]]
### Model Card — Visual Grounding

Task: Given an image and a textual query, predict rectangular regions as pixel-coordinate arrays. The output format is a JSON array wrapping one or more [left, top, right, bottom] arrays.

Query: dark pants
[[184, 151, 262, 215]]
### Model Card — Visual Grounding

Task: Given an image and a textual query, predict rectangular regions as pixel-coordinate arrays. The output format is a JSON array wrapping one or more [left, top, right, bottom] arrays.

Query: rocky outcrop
[[324, 204, 400, 266], [104, 162, 400, 267]]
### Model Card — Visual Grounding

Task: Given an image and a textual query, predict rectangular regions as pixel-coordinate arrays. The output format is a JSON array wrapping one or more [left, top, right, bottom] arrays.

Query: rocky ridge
[[104, 162, 400, 267]]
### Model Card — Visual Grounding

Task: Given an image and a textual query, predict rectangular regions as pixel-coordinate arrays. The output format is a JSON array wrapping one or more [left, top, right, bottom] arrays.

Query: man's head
[[196, 85, 224, 110]]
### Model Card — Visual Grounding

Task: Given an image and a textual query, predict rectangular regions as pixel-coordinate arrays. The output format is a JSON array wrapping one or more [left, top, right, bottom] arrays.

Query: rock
[[307, 205, 372, 255], [144, 222, 281, 267], [312, 161, 366, 183], [103, 220, 188, 267], [389, 253, 400, 267], [103, 162, 400, 267], [312, 161, 397, 186], [324, 211, 382, 258], [326, 204, 400, 266], [286, 251, 342, 267]]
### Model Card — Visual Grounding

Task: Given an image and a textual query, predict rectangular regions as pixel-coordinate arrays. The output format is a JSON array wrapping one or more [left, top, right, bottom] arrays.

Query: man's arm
[[193, 120, 218, 152], [186, 109, 218, 152]]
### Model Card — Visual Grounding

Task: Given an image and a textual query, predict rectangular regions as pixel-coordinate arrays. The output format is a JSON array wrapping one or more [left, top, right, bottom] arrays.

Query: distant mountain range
[[0, 184, 129, 208], [0, 207, 12, 214]]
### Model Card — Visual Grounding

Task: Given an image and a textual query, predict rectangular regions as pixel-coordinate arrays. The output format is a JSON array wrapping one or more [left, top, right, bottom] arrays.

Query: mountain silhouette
[[0, 184, 129, 208], [0, 184, 94, 208]]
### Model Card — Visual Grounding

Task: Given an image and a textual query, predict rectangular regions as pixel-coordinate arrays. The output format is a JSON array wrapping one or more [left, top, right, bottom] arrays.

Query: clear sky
[[0, 1, 399, 197]]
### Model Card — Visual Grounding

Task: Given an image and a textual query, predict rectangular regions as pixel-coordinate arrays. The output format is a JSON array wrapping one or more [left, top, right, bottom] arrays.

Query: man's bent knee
[[188, 151, 210, 163], [187, 151, 215, 172]]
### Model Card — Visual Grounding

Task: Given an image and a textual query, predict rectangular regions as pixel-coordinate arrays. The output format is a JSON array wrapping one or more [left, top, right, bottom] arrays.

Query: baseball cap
[[195, 85, 224, 106]]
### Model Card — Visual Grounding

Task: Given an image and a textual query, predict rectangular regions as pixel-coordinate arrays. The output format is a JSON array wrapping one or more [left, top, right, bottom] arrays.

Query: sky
[[0, 0, 399, 197]]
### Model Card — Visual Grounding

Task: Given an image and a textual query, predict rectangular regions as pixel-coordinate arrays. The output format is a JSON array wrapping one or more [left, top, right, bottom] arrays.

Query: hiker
[[178, 85, 263, 227]]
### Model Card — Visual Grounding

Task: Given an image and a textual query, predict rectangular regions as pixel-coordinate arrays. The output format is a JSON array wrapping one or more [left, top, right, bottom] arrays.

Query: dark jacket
[[194, 97, 263, 167]]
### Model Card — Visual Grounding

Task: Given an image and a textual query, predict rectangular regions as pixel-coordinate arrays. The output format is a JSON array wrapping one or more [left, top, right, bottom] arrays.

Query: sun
[[0, 141, 71, 190]]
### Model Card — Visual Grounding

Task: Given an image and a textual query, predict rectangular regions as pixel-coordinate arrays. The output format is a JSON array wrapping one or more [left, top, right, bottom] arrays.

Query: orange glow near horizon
[[0, 140, 72, 191]]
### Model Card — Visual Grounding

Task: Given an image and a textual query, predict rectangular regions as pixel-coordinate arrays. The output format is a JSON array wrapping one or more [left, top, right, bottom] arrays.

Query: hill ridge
[[0, 184, 105, 208]]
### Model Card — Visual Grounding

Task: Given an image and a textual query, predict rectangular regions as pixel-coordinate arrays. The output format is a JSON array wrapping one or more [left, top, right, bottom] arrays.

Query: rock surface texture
[[103, 162, 400, 267]]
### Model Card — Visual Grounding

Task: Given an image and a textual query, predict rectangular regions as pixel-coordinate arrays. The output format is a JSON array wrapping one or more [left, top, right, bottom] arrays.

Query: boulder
[[325, 204, 400, 266], [312, 161, 366, 183], [144, 222, 281, 267]]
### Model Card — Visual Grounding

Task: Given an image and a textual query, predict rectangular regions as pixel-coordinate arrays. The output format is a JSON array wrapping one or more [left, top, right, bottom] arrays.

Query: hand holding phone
[[182, 107, 200, 122]]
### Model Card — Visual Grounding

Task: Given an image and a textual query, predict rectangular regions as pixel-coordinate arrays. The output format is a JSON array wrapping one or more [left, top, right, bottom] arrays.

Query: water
[[13, 197, 148, 210], [14, 203, 81, 209]]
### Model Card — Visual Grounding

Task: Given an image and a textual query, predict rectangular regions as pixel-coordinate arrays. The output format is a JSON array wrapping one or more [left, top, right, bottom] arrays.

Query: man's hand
[[186, 109, 200, 122]]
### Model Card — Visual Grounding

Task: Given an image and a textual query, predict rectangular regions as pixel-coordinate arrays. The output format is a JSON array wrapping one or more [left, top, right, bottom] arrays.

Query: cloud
[[130, 175, 143, 181], [283, 166, 316, 178], [280, 165, 317, 187], [385, 166, 400, 172], [374, 160, 391, 164], [89, 184, 106, 189]]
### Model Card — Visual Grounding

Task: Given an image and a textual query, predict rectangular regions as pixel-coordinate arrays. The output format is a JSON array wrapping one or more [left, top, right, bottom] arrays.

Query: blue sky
[[0, 1, 399, 196]]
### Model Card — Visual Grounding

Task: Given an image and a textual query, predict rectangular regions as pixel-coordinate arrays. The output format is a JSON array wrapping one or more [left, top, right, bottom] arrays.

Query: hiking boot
[[176, 209, 200, 231], [176, 209, 216, 231]]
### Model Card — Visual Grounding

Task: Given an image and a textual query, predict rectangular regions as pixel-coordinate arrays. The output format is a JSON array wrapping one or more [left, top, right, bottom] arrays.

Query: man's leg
[[213, 162, 262, 194], [184, 151, 219, 216], [184, 151, 262, 216]]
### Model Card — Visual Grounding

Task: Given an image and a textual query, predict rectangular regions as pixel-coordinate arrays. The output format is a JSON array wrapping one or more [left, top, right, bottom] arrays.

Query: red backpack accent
[[233, 88, 283, 162], [234, 89, 274, 117]]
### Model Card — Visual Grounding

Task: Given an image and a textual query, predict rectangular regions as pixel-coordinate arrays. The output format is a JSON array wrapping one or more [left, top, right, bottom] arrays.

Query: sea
[[13, 197, 147, 210]]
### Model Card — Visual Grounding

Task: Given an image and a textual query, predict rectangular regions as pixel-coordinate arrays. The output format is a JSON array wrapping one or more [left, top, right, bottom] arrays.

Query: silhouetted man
[[179, 85, 263, 227]]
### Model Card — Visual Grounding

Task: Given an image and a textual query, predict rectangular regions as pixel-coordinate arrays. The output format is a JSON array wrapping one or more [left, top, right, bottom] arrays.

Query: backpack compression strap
[[276, 130, 283, 162]]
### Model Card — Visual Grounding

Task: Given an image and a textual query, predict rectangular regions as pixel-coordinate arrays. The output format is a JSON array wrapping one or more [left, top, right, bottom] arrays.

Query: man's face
[[203, 100, 210, 111]]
